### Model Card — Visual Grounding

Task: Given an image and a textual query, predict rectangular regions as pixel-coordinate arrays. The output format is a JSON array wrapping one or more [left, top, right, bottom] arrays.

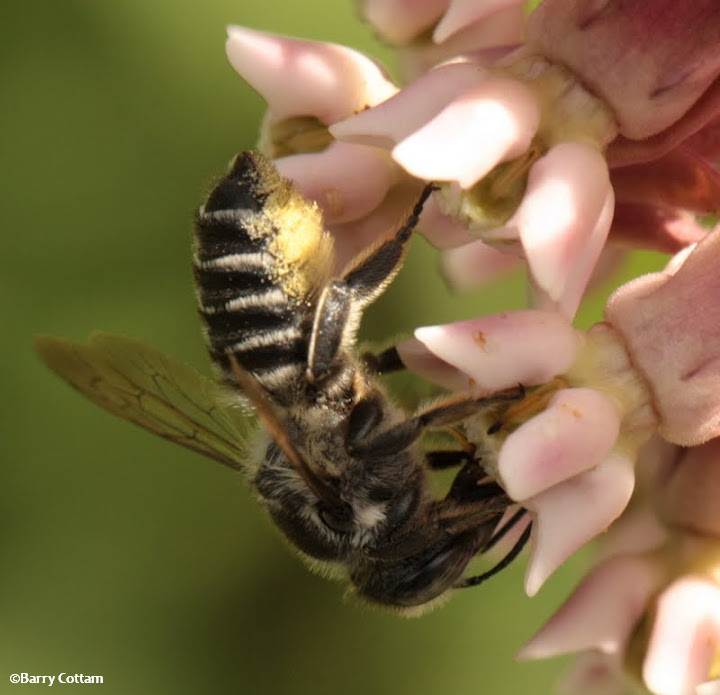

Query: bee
[[36, 151, 531, 611]]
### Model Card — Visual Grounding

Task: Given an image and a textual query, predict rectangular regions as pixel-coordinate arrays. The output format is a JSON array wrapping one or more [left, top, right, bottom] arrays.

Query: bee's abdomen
[[193, 152, 315, 394]]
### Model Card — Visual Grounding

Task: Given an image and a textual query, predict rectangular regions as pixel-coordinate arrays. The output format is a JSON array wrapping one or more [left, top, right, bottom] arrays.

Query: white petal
[[392, 77, 539, 188], [556, 653, 634, 695], [226, 26, 397, 124], [275, 142, 397, 224], [498, 388, 621, 501], [331, 61, 486, 148], [524, 452, 635, 596], [510, 143, 612, 317], [433, 0, 525, 43], [441, 239, 520, 289], [697, 681, 720, 695], [414, 310, 579, 391], [644, 578, 720, 695], [395, 338, 471, 391], [518, 555, 661, 659], [362, 0, 449, 44]]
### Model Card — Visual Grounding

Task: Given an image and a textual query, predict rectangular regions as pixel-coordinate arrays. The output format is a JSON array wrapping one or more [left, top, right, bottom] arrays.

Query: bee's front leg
[[348, 385, 525, 457]]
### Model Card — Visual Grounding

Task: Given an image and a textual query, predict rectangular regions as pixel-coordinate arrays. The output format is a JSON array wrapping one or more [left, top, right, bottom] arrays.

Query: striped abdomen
[[193, 151, 333, 396]]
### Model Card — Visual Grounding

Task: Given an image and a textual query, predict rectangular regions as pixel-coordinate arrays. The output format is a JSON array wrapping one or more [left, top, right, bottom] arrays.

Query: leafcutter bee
[[37, 152, 531, 611]]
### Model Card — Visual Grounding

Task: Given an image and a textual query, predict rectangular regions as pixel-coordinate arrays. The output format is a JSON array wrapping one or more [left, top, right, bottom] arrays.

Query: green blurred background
[[2, 2, 665, 693]]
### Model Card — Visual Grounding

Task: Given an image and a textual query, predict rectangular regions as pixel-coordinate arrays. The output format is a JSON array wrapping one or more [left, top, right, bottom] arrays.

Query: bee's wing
[[35, 332, 256, 472]]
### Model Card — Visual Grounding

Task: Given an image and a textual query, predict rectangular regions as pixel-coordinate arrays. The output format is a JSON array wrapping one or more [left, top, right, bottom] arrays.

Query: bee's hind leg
[[306, 184, 435, 384]]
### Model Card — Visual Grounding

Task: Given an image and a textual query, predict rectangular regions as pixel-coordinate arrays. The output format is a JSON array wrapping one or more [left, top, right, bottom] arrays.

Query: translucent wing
[[35, 332, 257, 472]]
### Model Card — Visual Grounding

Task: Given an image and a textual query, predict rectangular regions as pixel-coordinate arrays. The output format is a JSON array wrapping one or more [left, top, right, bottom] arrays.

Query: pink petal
[[498, 388, 621, 501], [440, 239, 521, 290], [554, 190, 614, 319], [518, 555, 662, 659], [685, 116, 720, 162], [591, 437, 675, 563], [433, 0, 525, 43], [698, 681, 720, 695], [527, 1, 720, 140], [275, 142, 398, 224], [486, 506, 531, 561], [417, 195, 475, 249], [397, 6, 524, 78], [392, 77, 540, 188], [608, 81, 720, 167], [660, 438, 720, 537], [643, 577, 720, 695], [594, 505, 668, 563], [395, 338, 471, 392], [361, 0, 449, 45], [524, 452, 635, 596], [556, 653, 633, 695], [586, 245, 626, 294], [330, 61, 487, 149], [330, 181, 420, 271], [611, 148, 720, 214], [605, 229, 720, 446], [665, 243, 700, 276], [414, 310, 580, 391], [509, 143, 612, 317], [634, 435, 683, 494], [398, 6, 525, 78], [225, 26, 397, 124], [609, 203, 708, 254]]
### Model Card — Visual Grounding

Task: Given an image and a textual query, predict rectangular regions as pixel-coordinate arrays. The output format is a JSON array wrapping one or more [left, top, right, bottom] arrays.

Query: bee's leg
[[481, 508, 528, 553], [425, 449, 474, 469], [455, 522, 532, 589], [444, 459, 504, 505], [306, 280, 353, 383], [307, 184, 435, 383], [360, 346, 405, 375], [346, 394, 385, 448], [348, 385, 524, 457]]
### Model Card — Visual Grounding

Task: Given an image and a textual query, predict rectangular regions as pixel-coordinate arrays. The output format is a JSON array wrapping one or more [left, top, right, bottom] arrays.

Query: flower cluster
[[229, 2, 720, 693]]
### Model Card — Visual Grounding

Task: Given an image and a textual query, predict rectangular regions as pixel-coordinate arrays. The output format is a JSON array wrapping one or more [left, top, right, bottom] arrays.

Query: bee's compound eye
[[317, 502, 355, 534]]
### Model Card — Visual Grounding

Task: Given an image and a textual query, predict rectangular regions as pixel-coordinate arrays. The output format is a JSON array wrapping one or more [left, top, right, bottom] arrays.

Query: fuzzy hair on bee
[[37, 150, 532, 612]]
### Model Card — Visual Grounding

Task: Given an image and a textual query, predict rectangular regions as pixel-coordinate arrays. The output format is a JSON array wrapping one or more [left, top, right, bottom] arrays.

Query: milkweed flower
[[333, 0, 720, 314], [398, 227, 720, 594], [361, 0, 526, 78], [225, 25, 409, 268], [520, 438, 720, 695], [228, 4, 720, 691], [229, 1, 720, 297]]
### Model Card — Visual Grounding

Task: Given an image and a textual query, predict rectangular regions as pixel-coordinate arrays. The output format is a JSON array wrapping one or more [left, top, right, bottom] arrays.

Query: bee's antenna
[[481, 508, 527, 553], [454, 522, 532, 589], [227, 353, 344, 509]]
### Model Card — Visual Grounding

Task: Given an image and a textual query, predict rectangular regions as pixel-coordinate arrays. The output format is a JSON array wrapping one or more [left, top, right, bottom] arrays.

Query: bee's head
[[254, 444, 355, 561], [255, 440, 427, 563], [348, 487, 512, 609], [259, 473, 424, 564], [349, 526, 482, 608]]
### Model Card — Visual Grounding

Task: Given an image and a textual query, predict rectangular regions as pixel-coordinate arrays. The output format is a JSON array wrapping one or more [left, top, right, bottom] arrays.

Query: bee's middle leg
[[425, 449, 474, 470], [360, 345, 405, 376]]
